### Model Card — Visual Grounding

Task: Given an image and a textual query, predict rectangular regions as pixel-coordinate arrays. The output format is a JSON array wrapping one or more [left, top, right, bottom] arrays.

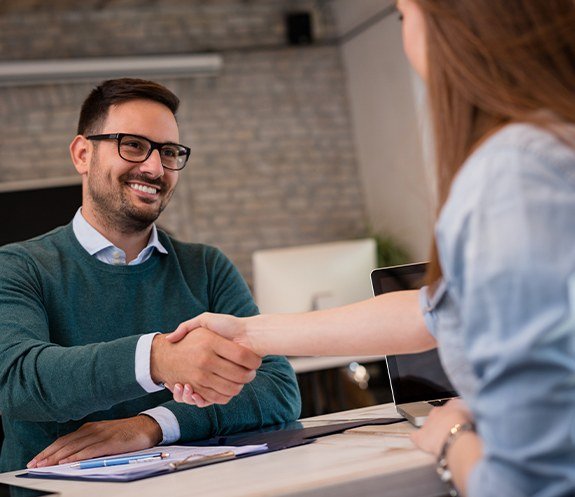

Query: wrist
[[245, 315, 265, 356], [150, 334, 169, 385], [137, 414, 163, 446], [436, 422, 476, 496]]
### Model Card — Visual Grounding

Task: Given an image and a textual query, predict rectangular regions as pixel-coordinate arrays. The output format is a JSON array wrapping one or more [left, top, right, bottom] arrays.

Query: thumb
[[166, 314, 208, 343]]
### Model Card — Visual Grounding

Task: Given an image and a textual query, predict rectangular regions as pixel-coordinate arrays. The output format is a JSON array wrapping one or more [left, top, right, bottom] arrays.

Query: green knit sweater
[[0, 223, 301, 471]]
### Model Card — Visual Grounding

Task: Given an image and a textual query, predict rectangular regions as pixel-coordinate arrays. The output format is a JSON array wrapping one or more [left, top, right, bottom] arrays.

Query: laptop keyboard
[[428, 399, 449, 407]]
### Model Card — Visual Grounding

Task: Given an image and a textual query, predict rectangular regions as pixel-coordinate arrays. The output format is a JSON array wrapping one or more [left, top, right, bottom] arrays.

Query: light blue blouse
[[421, 123, 575, 497]]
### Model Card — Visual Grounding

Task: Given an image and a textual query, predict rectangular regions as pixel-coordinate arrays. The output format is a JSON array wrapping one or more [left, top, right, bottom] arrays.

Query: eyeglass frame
[[86, 133, 191, 171]]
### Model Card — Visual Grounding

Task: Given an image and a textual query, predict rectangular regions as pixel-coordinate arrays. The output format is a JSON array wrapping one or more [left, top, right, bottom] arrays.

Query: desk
[[0, 404, 449, 497]]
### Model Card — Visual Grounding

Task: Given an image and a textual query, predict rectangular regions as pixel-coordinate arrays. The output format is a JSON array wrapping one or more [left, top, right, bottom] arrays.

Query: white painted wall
[[332, 0, 435, 262]]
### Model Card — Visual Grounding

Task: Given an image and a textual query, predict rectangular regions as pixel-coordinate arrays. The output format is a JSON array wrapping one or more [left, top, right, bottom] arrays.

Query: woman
[[168, 1, 575, 495]]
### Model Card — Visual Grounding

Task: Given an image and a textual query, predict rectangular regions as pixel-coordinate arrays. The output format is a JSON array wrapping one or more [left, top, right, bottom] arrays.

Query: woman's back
[[427, 122, 575, 496]]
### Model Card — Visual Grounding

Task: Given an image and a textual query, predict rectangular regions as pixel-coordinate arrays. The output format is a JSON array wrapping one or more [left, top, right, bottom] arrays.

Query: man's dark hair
[[77, 78, 180, 135]]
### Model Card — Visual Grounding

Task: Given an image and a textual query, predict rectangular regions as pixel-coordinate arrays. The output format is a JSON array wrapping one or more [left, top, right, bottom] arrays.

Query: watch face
[[0, 483, 59, 497]]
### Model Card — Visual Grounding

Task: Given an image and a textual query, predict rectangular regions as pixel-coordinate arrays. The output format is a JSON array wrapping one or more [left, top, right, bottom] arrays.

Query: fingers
[[183, 334, 258, 402], [27, 417, 161, 469], [194, 341, 258, 384], [172, 376, 238, 405], [167, 313, 249, 348], [188, 365, 246, 404], [173, 383, 213, 408], [57, 440, 113, 465], [167, 315, 208, 343], [213, 335, 261, 371], [28, 424, 104, 468], [173, 383, 186, 403]]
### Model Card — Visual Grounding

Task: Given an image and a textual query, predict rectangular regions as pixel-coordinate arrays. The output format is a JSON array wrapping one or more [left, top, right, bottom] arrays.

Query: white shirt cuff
[[141, 407, 181, 445], [135, 333, 165, 393]]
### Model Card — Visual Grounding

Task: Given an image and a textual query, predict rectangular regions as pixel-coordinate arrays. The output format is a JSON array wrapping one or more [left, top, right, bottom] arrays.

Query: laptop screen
[[371, 263, 457, 405]]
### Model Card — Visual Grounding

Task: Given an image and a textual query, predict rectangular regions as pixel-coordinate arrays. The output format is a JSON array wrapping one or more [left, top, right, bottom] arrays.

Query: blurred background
[[0, 0, 435, 416]]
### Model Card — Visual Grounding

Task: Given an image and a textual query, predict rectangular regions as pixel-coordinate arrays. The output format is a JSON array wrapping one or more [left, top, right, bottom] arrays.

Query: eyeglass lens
[[119, 135, 187, 170]]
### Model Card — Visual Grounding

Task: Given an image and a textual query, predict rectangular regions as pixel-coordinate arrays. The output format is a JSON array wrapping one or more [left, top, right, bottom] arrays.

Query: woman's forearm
[[246, 290, 435, 357]]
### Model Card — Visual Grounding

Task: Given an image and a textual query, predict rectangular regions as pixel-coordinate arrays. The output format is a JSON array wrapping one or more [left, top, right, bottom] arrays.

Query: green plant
[[372, 233, 411, 268]]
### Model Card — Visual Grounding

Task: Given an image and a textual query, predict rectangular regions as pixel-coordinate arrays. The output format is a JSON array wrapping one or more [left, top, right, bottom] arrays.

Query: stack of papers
[[26, 445, 267, 482]]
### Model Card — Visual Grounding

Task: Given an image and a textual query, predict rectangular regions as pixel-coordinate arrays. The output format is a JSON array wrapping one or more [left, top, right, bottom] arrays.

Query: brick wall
[[0, 1, 368, 285]]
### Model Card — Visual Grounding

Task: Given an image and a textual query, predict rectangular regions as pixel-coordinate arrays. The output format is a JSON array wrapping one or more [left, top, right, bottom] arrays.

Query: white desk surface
[[0, 404, 449, 497]]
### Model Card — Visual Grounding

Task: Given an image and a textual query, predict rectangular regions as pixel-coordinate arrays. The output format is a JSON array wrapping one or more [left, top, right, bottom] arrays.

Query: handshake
[[151, 313, 260, 408]]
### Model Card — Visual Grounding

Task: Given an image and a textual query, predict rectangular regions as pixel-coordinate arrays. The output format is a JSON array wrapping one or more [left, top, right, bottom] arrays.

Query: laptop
[[371, 262, 458, 426]]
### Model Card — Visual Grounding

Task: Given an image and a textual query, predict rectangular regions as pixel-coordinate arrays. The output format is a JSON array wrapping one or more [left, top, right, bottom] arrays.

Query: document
[[25, 444, 267, 482]]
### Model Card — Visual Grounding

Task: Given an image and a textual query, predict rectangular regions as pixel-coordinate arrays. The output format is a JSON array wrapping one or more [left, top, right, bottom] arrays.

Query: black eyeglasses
[[87, 133, 191, 171]]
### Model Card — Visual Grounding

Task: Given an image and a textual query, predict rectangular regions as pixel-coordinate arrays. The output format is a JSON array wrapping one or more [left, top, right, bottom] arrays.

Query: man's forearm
[[0, 335, 147, 423]]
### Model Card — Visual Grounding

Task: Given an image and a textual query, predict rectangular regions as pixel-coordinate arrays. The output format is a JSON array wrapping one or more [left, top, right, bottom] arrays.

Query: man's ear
[[70, 135, 91, 175]]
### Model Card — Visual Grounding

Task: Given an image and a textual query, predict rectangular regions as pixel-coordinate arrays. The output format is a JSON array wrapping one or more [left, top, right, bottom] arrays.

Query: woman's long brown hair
[[413, 0, 575, 283]]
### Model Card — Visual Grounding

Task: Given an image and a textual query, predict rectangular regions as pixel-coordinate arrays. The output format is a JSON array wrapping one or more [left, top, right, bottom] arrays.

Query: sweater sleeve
[[0, 252, 148, 423], [160, 246, 301, 440]]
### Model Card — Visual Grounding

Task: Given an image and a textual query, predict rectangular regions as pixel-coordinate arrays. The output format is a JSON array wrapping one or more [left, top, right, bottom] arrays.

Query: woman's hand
[[411, 398, 473, 457], [412, 399, 481, 497], [167, 313, 253, 351]]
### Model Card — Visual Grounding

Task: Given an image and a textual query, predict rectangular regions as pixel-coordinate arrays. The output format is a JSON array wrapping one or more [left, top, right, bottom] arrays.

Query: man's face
[[84, 99, 180, 234]]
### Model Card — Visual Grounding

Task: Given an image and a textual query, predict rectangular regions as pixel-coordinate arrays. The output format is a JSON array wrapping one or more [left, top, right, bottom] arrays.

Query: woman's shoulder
[[465, 122, 575, 182], [449, 122, 575, 209], [438, 122, 575, 245], [480, 122, 575, 159]]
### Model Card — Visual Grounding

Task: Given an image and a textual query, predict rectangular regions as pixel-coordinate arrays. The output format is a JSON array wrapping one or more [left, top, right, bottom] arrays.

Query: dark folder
[[195, 417, 403, 453]]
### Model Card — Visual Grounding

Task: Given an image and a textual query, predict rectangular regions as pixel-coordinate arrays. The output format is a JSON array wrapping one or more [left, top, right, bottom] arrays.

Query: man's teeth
[[129, 183, 158, 194]]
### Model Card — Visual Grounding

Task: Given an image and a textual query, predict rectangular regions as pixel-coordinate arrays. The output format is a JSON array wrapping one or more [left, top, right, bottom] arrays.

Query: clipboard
[[20, 445, 266, 483], [19, 416, 402, 482]]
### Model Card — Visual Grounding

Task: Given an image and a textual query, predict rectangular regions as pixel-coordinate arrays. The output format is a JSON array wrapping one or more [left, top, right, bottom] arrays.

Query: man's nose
[[139, 149, 164, 178]]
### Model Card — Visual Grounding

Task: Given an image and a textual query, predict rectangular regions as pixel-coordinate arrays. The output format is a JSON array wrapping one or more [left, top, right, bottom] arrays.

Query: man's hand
[[151, 326, 261, 406], [161, 315, 257, 408], [27, 415, 162, 468]]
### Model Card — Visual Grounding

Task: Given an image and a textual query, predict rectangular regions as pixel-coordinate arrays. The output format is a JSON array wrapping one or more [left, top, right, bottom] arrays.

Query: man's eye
[[124, 141, 145, 150], [161, 148, 177, 158]]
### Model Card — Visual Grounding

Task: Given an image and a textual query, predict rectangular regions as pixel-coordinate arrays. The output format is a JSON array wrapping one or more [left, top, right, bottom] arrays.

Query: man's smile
[[127, 182, 160, 195]]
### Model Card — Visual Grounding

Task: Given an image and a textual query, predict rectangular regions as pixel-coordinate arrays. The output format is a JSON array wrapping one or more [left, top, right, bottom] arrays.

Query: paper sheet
[[27, 444, 267, 481]]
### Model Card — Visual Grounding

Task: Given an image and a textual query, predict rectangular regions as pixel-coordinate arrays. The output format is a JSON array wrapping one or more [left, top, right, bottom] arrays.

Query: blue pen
[[70, 451, 169, 469]]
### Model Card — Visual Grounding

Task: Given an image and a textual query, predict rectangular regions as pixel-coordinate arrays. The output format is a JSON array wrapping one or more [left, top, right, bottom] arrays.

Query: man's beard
[[87, 158, 173, 234]]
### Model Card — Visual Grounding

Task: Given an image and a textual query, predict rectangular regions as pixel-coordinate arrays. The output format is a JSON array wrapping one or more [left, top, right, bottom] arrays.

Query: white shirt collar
[[72, 208, 168, 262]]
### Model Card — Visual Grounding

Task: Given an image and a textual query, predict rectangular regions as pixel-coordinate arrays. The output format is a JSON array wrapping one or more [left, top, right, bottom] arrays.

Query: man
[[0, 78, 300, 472]]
